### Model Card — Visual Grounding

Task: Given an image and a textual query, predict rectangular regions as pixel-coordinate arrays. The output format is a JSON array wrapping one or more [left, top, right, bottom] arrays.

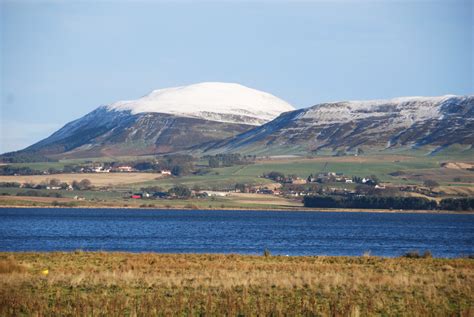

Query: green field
[[137, 155, 470, 189], [3, 150, 473, 199], [133, 166, 275, 190], [221, 159, 438, 180]]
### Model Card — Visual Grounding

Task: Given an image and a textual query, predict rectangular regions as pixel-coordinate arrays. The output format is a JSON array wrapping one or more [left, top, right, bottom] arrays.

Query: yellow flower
[[41, 269, 49, 276]]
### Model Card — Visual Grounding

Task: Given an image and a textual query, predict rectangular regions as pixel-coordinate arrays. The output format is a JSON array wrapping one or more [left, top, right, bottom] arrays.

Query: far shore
[[0, 203, 471, 214]]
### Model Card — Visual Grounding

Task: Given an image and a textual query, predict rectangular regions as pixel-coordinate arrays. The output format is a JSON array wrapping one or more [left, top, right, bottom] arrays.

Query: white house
[[93, 166, 111, 173], [203, 191, 229, 197], [116, 166, 134, 172], [160, 170, 172, 175]]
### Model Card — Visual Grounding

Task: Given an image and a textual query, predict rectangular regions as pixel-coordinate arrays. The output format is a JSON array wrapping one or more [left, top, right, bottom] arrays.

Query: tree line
[[205, 154, 255, 168], [0, 151, 58, 163], [303, 195, 474, 211]]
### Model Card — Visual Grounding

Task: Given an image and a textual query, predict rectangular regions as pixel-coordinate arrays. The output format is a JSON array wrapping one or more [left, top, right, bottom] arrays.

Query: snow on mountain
[[9, 87, 471, 160], [297, 95, 457, 125], [204, 95, 473, 154], [107, 82, 295, 125]]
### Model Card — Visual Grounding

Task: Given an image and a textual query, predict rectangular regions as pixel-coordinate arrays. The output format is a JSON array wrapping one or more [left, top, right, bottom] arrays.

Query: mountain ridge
[[3, 83, 294, 159], [202, 94, 474, 155], [1, 88, 472, 161]]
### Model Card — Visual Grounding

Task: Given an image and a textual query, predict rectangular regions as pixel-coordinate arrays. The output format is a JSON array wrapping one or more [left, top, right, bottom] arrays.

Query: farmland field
[[0, 189, 301, 210], [0, 173, 162, 187], [1, 153, 473, 206]]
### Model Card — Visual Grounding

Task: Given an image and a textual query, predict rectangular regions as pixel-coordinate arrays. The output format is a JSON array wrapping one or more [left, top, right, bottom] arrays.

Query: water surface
[[0, 208, 472, 257]]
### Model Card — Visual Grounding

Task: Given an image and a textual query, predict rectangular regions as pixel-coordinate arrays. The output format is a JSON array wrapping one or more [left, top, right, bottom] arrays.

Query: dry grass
[[438, 186, 474, 196], [442, 162, 474, 170], [229, 192, 301, 206], [0, 257, 26, 274], [0, 173, 162, 187], [394, 167, 474, 184], [0, 196, 76, 204], [0, 252, 473, 316]]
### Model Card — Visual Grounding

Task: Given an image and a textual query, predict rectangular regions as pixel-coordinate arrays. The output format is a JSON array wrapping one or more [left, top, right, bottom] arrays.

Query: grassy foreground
[[0, 253, 473, 316]]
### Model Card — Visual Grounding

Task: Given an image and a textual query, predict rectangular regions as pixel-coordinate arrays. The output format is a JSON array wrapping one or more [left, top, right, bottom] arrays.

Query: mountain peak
[[107, 82, 295, 125]]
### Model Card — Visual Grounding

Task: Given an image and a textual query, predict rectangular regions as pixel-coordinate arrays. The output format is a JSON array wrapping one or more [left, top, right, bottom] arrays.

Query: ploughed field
[[0, 252, 473, 316]]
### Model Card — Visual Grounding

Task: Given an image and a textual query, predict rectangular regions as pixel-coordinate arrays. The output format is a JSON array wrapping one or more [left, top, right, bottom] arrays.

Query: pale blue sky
[[1, 0, 472, 153]]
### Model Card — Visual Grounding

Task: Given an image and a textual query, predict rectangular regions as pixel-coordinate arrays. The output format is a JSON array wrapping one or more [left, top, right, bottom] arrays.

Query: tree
[[208, 157, 220, 168], [59, 182, 69, 190], [440, 198, 474, 211], [79, 179, 92, 190], [133, 161, 158, 171], [369, 175, 380, 185], [423, 179, 439, 190], [265, 171, 285, 182], [140, 186, 164, 193], [49, 178, 61, 187], [304, 195, 437, 210], [352, 176, 363, 184], [160, 154, 195, 176], [234, 183, 247, 193], [171, 165, 184, 176], [168, 185, 191, 198], [72, 179, 92, 190]]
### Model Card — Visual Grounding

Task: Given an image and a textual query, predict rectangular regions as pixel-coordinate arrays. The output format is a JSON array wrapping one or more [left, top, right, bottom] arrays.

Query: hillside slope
[[204, 95, 474, 155], [3, 83, 294, 159]]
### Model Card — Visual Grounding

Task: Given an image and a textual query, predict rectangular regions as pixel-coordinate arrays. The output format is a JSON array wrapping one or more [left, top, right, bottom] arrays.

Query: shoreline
[[0, 251, 471, 258], [0, 203, 471, 214]]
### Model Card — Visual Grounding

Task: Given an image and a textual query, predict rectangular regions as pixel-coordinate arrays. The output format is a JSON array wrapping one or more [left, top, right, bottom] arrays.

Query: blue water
[[0, 208, 472, 257]]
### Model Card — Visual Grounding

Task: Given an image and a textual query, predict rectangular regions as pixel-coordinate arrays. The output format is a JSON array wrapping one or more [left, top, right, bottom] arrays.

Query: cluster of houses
[[90, 165, 133, 173], [263, 171, 378, 186], [125, 171, 385, 199], [20, 182, 74, 191], [281, 177, 308, 185], [307, 172, 354, 184], [83, 164, 172, 174], [129, 187, 282, 200], [398, 185, 435, 196], [307, 172, 381, 186]]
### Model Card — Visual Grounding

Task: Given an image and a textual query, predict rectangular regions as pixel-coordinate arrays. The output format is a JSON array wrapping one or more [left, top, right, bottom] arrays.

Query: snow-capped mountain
[[108, 82, 294, 126], [4, 87, 472, 160], [10, 83, 294, 158], [204, 95, 474, 155]]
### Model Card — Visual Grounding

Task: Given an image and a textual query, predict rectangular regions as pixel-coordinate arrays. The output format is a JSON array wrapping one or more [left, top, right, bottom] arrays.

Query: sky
[[0, 0, 472, 153]]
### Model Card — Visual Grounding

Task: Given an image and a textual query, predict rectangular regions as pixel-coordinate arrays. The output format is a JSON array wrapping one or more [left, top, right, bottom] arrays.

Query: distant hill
[[203, 95, 474, 155], [2, 89, 472, 162], [1, 82, 294, 160]]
